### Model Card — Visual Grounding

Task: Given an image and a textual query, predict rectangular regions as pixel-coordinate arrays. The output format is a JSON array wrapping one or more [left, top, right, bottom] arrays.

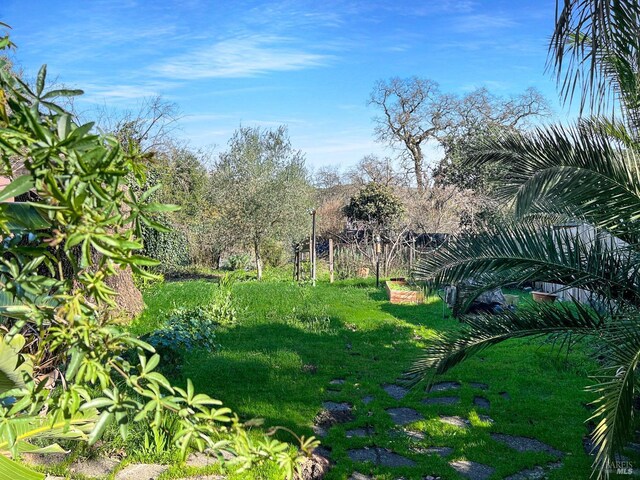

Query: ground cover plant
[[128, 276, 621, 479]]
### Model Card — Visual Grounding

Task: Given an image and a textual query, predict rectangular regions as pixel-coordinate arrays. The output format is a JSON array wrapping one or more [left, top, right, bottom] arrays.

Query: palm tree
[[410, 2, 640, 478]]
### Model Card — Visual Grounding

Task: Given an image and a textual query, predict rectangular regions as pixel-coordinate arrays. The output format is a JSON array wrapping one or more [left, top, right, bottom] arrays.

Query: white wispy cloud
[[153, 34, 333, 80], [78, 80, 177, 104], [453, 13, 516, 33]]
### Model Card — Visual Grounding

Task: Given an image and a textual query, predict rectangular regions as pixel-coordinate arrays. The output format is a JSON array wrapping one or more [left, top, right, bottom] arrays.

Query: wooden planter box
[[385, 280, 424, 304], [531, 291, 558, 303]]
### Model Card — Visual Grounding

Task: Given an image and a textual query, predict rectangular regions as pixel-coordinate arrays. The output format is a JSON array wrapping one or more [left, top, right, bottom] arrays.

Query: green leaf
[[0, 454, 44, 480], [0, 334, 32, 394], [88, 411, 113, 446], [80, 398, 114, 411], [0, 203, 50, 232], [65, 347, 84, 380], [0, 176, 34, 202], [15, 441, 67, 454], [56, 114, 72, 140], [0, 292, 29, 316], [35, 65, 46, 97], [0, 413, 96, 452], [41, 89, 84, 100]]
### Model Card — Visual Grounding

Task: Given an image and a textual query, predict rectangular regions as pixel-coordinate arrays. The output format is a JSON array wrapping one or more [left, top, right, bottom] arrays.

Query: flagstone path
[[30, 375, 580, 480], [309, 377, 569, 480]]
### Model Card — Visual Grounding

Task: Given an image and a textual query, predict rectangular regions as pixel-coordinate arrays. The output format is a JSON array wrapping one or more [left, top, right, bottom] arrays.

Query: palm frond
[[586, 315, 640, 478], [414, 219, 640, 311], [549, 0, 640, 116], [407, 301, 640, 480], [471, 123, 640, 244], [405, 299, 604, 383]]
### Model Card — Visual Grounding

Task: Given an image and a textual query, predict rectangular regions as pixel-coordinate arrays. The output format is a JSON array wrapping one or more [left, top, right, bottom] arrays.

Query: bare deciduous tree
[[369, 77, 457, 192], [347, 154, 408, 187], [93, 95, 180, 159], [370, 78, 552, 195]]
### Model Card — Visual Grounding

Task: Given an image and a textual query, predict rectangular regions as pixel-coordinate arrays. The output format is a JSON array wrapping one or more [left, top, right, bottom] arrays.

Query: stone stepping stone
[[428, 381, 461, 393], [413, 446, 453, 457], [422, 396, 460, 405], [499, 391, 511, 400], [70, 457, 119, 477], [323, 401, 352, 411], [298, 450, 331, 480], [347, 447, 416, 467], [504, 460, 564, 480], [423, 476, 442, 480], [346, 427, 373, 438], [329, 379, 346, 385], [473, 396, 490, 409], [314, 402, 355, 435], [349, 472, 373, 480], [469, 382, 488, 390], [403, 429, 425, 441], [362, 395, 374, 405], [491, 433, 562, 457], [386, 407, 424, 425], [449, 460, 495, 480], [115, 463, 168, 480], [22, 453, 67, 466], [383, 383, 408, 400], [504, 466, 547, 480], [186, 452, 219, 467], [378, 448, 416, 467], [313, 425, 328, 437], [439, 415, 470, 429]]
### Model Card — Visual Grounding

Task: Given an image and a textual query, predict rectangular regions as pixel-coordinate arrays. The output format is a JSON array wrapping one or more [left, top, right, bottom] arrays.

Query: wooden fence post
[[409, 237, 415, 275], [329, 238, 334, 283], [382, 242, 387, 277]]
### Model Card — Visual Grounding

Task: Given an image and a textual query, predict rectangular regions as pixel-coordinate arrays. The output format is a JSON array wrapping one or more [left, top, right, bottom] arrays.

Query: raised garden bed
[[385, 279, 425, 304], [531, 291, 558, 303]]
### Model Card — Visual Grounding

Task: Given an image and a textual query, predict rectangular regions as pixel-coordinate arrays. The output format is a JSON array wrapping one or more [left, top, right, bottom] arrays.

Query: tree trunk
[[254, 240, 263, 281], [408, 144, 425, 192]]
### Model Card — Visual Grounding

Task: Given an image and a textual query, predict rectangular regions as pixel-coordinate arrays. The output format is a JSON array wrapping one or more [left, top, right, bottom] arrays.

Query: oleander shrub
[[0, 28, 315, 479]]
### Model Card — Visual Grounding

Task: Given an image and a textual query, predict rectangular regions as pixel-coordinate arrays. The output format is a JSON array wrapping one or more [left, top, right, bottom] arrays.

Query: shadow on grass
[[164, 272, 222, 282], [330, 278, 378, 289], [179, 317, 422, 435]]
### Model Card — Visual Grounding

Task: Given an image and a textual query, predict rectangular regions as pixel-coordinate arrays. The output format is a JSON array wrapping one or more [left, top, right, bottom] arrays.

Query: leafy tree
[[214, 126, 312, 280], [343, 182, 404, 228], [342, 182, 405, 272], [435, 87, 551, 193], [410, 2, 640, 478], [0, 35, 315, 479]]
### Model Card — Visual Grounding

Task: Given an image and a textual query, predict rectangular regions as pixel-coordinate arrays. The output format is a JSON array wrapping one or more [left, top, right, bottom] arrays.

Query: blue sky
[[1, 1, 570, 170]]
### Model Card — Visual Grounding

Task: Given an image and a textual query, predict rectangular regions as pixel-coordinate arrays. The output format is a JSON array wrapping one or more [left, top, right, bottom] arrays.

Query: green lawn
[[131, 276, 631, 479]]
